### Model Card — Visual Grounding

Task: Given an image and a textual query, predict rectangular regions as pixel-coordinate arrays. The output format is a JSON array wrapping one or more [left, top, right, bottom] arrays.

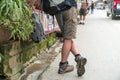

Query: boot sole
[[77, 58, 87, 77]]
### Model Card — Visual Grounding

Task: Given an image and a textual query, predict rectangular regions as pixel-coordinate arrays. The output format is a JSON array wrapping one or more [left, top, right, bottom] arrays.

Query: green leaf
[[0, 0, 33, 41]]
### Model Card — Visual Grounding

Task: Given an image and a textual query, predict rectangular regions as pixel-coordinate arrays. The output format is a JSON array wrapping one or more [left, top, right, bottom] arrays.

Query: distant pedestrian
[[90, 1, 94, 14], [79, 1, 88, 25]]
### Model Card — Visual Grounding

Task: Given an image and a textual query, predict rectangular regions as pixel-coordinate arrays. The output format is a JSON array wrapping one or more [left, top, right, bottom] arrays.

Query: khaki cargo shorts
[[79, 8, 87, 16], [55, 7, 78, 39]]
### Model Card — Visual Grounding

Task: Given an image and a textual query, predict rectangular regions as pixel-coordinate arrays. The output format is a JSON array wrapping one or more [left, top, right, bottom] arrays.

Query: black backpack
[[31, 13, 45, 43], [42, 0, 72, 15]]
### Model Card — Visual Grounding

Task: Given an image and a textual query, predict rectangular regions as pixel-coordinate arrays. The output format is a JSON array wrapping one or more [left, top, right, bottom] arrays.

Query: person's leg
[[82, 16, 86, 24], [79, 8, 84, 24], [92, 9, 94, 14], [70, 39, 87, 77], [91, 9, 93, 14], [79, 15, 83, 24], [61, 39, 72, 62], [80, 15, 82, 20], [82, 9, 87, 24], [70, 39, 79, 55], [83, 16, 85, 21], [58, 39, 74, 74]]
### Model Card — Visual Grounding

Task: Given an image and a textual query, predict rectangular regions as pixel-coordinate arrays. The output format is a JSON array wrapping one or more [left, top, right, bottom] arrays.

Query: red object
[[113, 0, 120, 10]]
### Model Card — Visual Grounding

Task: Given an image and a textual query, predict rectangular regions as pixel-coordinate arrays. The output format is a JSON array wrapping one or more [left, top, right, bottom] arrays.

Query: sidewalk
[[39, 10, 120, 80]]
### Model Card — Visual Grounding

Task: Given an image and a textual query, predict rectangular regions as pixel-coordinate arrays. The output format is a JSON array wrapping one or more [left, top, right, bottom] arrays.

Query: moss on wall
[[0, 32, 57, 80]]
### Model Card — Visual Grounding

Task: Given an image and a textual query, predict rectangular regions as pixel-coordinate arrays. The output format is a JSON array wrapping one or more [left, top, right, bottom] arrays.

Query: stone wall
[[0, 33, 57, 80]]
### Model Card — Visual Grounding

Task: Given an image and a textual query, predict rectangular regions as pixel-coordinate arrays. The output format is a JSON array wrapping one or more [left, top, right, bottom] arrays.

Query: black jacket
[[69, 0, 77, 7]]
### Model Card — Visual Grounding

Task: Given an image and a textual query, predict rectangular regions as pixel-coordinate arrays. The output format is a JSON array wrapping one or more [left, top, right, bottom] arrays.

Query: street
[[40, 9, 120, 80]]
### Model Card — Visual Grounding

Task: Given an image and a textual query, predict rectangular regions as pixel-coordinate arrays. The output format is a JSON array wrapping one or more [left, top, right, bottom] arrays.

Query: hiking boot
[[79, 22, 85, 25], [75, 56, 87, 77], [58, 62, 74, 74], [79, 22, 83, 24]]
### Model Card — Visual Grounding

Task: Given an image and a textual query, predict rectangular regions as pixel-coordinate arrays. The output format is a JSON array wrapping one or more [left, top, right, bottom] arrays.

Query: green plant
[[0, 0, 33, 40]]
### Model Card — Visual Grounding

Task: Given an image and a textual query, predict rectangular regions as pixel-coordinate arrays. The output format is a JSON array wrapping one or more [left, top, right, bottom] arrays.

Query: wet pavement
[[19, 41, 62, 80]]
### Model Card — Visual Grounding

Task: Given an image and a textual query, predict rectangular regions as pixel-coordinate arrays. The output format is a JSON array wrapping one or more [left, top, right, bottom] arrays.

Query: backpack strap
[[59, 13, 64, 28]]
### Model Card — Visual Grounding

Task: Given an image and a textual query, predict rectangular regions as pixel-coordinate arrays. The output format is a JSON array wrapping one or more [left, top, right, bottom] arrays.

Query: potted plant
[[0, 0, 33, 43]]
